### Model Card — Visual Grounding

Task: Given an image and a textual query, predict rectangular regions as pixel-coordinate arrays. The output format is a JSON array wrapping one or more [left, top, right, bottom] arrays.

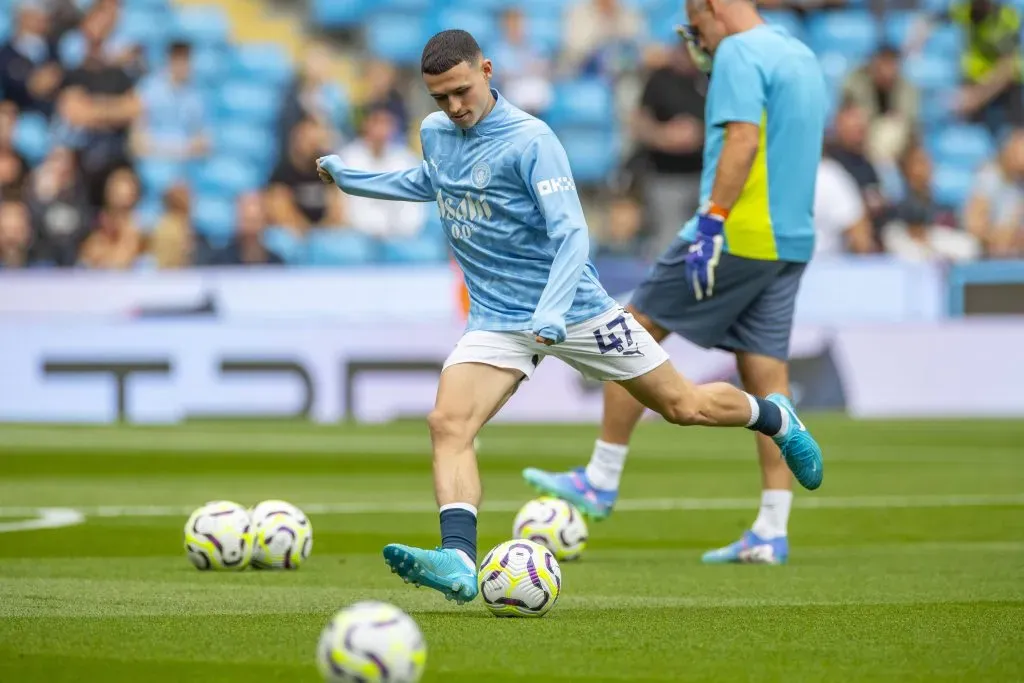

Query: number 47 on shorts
[[593, 315, 640, 355]]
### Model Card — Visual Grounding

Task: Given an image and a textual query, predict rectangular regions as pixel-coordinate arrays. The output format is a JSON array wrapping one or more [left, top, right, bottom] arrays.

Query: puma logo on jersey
[[536, 176, 576, 196]]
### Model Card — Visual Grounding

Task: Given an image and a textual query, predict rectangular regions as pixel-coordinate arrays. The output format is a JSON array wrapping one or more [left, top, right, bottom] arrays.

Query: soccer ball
[[513, 497, 588, 561], [250, 499, 313, 570], [478, 539, 562, 618], [317, 601, 427, 683], [183, 500, 253, 570]]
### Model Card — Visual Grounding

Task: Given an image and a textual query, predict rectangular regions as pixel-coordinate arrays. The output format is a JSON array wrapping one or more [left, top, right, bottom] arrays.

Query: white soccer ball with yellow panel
[[478, 539, 562, 618], [513, 496, 588, 561], [250, 499, 313, 570], [317, 601, 427, 683], [183, 500, 253, 570]]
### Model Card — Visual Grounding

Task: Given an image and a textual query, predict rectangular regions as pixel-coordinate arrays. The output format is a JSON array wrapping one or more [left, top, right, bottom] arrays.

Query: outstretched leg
[[384, 361, 524, 603]]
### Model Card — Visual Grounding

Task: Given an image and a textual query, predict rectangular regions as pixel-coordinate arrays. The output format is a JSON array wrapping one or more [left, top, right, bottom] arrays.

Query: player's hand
[[535, 335, 556, 346], [531, 318, 566, 346], [685, 203, 726, 301], [317, 155, 343, 185]]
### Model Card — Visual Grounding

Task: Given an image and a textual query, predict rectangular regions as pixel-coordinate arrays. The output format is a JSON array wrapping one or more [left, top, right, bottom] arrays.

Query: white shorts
[[442, 307, 670, 382]]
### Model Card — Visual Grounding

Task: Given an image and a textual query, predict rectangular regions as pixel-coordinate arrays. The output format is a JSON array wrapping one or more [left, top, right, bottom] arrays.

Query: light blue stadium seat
[[925, 25, 964, 56], [432, 8, 498, 51], [380, 233, 447, 263], [365, 12, 428, 65], [546, 79, 614, 128], [13, 113, 51, 166], [919, 89, 957, 131], [648, 8, 686, 45], [553, 126, 618, 184], [232, 43, 293, 86], [930, 125, 995, 169], [903, 55, 959, 91], [218, 82, 283, 125], [436, 0, 516, 10], [882, 11, 916, 48], [932, 164, 975, 208], [379, 0, 432, 10], [521, 11, 563, 56], [115, 9, 168, 48], [310, 0, 367, 28], [215, 123, 276, 166], [173, 6, 230, 45], [0, 14, 10, 44], [192, 45, 228, 85], [195, 157, 264, 196], [304, 231, 376, 266], [136, 160, 186, 198], [762, 10, 805, 43], [192, 195, 236, 244], [135, 197, 165, 234], [262, 226, 306, 264], [806, 11, 879, 60]]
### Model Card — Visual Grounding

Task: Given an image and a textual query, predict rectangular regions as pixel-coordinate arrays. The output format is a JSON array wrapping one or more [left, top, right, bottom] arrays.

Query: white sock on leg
[[584, 440, 629, 491], [751, 489, 793, 539]]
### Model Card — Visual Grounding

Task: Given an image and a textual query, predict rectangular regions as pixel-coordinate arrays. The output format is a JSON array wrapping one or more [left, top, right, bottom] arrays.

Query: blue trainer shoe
[[766, 393, 823, 491], [382, 544, 478, 604], [701, 530, 789, 565], [521, 466, 617, 521]]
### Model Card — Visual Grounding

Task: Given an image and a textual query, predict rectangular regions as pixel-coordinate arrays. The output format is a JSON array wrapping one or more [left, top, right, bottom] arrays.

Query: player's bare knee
[[426, 409, 472, 448]]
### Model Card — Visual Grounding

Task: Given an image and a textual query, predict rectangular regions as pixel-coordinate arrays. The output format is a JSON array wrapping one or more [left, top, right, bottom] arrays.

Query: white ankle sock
[[751, 489, 793, 539], [584, 440, 629, 491]]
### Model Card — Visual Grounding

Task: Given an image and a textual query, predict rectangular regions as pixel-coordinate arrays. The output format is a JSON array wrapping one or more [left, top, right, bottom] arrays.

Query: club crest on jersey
[[536, 176, 575, 196], [471, 161, 491, 189]]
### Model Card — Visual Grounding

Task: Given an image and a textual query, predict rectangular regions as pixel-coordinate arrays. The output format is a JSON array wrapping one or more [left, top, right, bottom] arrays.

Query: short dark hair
[[421, 30, 481, 75], [169, 41, 191, 58]]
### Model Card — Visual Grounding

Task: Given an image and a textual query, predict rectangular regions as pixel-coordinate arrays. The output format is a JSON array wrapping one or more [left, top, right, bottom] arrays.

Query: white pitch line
[[0, 508, 85, 533], [0, 493, 1021, 520]]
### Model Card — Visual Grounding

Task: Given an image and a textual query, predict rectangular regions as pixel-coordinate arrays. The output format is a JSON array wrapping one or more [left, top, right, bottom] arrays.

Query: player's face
[[423, 58, 494, 129]]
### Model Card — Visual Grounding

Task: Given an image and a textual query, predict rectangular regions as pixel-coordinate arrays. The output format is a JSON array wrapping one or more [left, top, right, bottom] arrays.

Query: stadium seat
[[217, 82, 283, 125], [0, 14, 9, 44], [378, 0, 432, 10], [436, 0, 517, 10], [432, 8, 498, 51], [231, 43, 294, 86], [215, 123, 277, 166], [192, 195, 237, 244], [135, 197, 165, 234], [262, 226, 307, 264], [173, 6, 230, 46], [114, 9, 169, 48], [806, 11, 879, 60], [931, 164, 975, 208], [553, 126, 619, 184], [903, 55, 959, 91], [304, 231, 376, 266], [12, 112, 51, 166], [525, 11, 564, 57], [365, 12, 428, 65], [136, 160, 186, 199], [191, 45, 228, 85], [930, 125, 995, 170], [924, 25, 964, 56], [380, 233, 447, 263], [545, 79, 615, 128], [310, 0, 367, 28], [195, 157, 264, 197], [762, 10, 805, 43]]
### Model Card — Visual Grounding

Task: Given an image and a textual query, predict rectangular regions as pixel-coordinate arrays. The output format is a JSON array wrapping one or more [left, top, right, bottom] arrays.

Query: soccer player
[[523, 0, 828, 565], [316, 29, 821, 603]]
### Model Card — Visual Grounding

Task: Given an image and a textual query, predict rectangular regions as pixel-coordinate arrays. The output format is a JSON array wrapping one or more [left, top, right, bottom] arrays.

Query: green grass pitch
[[0, 417, 1022, 682]]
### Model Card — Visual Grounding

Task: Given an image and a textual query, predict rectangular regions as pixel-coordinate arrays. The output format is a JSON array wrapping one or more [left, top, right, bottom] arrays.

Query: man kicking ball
[[317, 28, 822, 604], [524, 0, 829, 565]]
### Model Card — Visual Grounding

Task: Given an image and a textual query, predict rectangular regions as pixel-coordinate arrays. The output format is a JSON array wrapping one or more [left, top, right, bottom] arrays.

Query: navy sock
[[747, 396, 783, 437], [439, 507, 477, 566]]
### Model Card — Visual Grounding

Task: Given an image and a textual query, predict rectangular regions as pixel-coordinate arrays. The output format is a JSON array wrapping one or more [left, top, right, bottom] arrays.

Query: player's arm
[[316, 155, 434, 202], [521, 133, 590, 345]]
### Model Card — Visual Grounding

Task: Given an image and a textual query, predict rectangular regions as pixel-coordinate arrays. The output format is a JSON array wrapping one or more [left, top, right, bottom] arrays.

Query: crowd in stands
[[0, 0, 1021, 270]]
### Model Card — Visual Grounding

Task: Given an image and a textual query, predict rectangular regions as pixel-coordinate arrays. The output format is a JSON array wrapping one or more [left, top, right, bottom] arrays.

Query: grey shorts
[[630, 238, 806, 360]]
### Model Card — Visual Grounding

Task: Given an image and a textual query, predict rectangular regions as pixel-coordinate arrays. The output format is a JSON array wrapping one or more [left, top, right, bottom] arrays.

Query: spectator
[[278, 42, 349, 155], [78, 166, 142, 269], [25, 146, 91, 266], [131, 42, 209, 163], [813, 156, 876, 256], [593, 192, 644, 257], [562, 0, 646, 80], [963, 128, 1024, 257], [632, 40, 705, 258], [337, 106, 426, 239], [881, 144, 980, 261], [352, 60, 409, 143], [842, 46, 920, 164], [0, 101, 30, 193], [0, 1, 63, 117], [147, 184, 194, 269], [210, 192, 283, 266], [910, 0, 1022, 136], [58, 0, 145, 78], [0, 200, 33, 268], [491, 8, 553, 116], [827, 101, 889, 228], [268, 117, 343, 232], [54, 20, 141, 207]]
